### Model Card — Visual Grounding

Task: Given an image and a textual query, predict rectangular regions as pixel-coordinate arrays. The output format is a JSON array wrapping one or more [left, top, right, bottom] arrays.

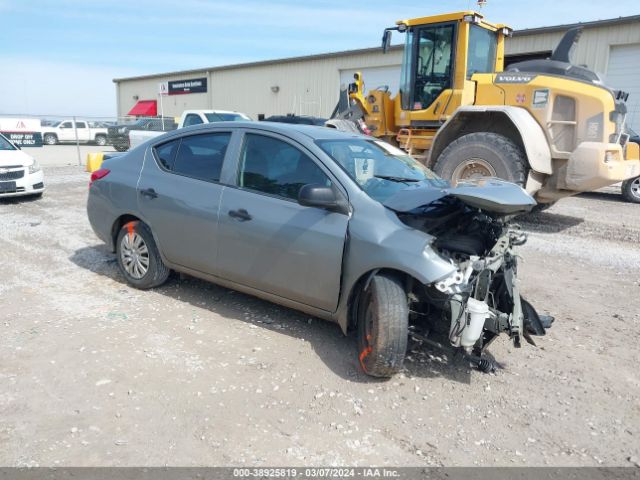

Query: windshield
[[317, 139, 447, 202], [205, 112, 247, 122], [0, 134, 17, 151]]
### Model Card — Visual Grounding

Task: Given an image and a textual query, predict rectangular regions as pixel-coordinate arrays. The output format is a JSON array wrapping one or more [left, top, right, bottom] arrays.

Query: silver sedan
[[87, 122, 551, 377]]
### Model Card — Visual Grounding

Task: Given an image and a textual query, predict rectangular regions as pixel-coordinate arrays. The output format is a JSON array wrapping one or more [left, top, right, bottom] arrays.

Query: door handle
[[140, 188, 158, 199], [228, 208, 252, 221]]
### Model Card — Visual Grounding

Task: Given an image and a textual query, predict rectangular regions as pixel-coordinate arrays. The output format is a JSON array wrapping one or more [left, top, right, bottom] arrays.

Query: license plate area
[[0, 181, 17, 193]]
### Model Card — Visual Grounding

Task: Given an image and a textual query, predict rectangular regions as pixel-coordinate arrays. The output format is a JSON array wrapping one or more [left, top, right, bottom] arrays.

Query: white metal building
[[114, 14, 640, 129]]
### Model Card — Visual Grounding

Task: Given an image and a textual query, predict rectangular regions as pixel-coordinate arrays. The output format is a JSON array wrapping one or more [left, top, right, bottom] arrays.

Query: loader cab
[[385, 12, 509, 125]]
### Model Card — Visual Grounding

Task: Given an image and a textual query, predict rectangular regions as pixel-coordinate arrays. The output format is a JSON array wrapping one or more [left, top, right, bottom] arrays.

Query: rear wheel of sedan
[[116, 221, 169, 289], [357, 273, 409, 378]]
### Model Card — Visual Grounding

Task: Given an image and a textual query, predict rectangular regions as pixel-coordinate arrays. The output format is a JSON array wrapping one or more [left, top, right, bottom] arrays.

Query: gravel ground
[[0, 167, 639, 467]]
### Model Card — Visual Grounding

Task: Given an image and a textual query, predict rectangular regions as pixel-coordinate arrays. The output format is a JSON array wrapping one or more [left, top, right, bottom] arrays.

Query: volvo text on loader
[[339, 11, 640, 206]]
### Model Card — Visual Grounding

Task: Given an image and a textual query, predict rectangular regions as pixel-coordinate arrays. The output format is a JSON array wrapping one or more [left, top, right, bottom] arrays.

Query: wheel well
[[44, 133, 57, 138], [429, 111, 526, 167], [111, 214, 141, 248], [346, 268, 418, 331]]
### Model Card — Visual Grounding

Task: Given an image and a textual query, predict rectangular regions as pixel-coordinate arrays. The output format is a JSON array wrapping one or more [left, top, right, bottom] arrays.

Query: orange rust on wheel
[[358, 334, 373, 372]]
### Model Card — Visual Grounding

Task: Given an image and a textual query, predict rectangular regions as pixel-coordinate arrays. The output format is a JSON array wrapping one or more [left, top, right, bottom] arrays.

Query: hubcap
[[120, 232, 150, 279], [451, 158, 497, 185], [630, 177, 640, 199]]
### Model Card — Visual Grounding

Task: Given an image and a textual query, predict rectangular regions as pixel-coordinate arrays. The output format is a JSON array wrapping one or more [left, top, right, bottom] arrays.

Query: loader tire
[[433, 132, 527, 186], [356, 273, 408, 378]]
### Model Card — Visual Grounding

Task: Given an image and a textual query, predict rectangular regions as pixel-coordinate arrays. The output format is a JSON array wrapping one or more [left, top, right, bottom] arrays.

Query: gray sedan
[[87, 122, 551, 377]]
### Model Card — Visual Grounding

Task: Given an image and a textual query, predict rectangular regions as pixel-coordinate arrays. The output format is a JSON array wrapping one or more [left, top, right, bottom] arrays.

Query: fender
[[429, 105, 553, 175]]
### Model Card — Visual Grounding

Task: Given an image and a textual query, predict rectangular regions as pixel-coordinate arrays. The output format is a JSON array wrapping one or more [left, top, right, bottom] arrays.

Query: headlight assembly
[[28, 159, 41, 174]]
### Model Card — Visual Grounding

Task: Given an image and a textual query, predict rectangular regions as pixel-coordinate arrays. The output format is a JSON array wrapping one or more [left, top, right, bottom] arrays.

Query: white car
[[0, 133, 45, 198]]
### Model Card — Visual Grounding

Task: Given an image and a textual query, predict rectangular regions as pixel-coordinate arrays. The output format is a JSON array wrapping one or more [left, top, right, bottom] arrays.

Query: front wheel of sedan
[[356, 273, 409, 378], [116, 221, 169, 289]]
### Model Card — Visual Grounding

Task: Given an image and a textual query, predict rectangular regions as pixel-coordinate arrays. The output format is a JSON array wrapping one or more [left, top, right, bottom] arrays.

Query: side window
[[172, 133, 231, 182], [75, 121, 87, 129], [60, 122, 72, 128], [153, 138, 180, 170], [239, 134, 330, 201], [183, 114, 203, 127]]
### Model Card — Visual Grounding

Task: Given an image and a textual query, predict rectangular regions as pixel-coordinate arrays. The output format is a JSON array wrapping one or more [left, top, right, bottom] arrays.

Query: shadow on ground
[[0, 193, 43, 204], [520, 211, 584, 234], [578, 191, 627, 204], [70, 244, 476, 385]]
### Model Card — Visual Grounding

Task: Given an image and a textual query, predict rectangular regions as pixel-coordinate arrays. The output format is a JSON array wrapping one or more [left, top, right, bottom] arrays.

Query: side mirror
[[298, 184, 338, 209], [381, 30, 392, 53]]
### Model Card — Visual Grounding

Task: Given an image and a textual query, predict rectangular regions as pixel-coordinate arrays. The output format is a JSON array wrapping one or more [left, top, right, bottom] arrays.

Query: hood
[[0, 149, 34, 168], [383, 178, 536, 215]]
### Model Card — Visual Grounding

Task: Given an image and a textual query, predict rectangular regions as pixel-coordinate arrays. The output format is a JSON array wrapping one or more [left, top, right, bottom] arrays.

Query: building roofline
[[112, 44, 404, 83], [113, 14, 640, 83], [512, 14, 640, 36]]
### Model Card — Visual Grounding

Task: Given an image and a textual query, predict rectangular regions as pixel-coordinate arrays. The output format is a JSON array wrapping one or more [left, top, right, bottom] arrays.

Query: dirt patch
[[0, 167, 638, 467]]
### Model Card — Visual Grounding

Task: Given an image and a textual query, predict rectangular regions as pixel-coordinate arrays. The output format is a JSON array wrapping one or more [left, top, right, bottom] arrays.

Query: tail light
[[90, 168, 110, 187]]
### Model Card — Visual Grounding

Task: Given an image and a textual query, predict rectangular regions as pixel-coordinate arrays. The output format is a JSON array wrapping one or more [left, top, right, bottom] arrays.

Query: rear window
[[154, 139, 180, 170]]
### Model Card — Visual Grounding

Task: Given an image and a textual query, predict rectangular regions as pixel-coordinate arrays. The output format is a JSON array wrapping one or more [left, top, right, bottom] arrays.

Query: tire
[[356, 273, 409, 377], [621, 176, 640, 203], [116, 221, 170, 289], [44, 134, 57, 145], [95, 135, 107, 146], [433, 132, 527, 186], [114, 144, 129, 152]]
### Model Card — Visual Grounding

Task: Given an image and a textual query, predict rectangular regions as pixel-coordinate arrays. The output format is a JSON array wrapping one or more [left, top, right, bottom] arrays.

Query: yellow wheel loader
[[339, 11, 640, 205]]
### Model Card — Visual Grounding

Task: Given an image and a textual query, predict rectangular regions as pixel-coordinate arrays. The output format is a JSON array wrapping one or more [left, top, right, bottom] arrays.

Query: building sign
[[0, 118, 43, 147], [168, 77, 207, 95]]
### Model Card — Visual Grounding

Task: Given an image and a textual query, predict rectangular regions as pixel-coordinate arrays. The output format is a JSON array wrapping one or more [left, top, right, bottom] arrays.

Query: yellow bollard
[[86, 152, 105, 173]]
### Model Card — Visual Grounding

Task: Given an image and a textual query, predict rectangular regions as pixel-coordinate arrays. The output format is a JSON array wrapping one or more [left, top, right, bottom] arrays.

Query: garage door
[[607, 43, 640, 132], [340, 65, 401, 96]]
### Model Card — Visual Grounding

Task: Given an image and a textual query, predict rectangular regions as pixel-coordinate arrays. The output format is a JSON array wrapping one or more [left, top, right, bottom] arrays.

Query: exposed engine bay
[[385, 179, 554, 371]]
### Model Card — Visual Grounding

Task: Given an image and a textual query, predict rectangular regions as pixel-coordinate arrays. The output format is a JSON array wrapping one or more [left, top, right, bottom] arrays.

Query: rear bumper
[[563, 142, 640, 192]]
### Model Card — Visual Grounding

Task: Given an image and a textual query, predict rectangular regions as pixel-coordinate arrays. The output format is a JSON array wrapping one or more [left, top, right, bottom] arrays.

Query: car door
[[137, 130, 235, 273], [216, 131, 349, 312], [74, 121, 90, 141], [58, 121, 74, 141]]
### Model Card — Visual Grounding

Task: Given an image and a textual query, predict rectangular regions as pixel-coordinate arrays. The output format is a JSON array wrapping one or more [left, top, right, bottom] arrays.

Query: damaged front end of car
[[385, 178, 554, 372]]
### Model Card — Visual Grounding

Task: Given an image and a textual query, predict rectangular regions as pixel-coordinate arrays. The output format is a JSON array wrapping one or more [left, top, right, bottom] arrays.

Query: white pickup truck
[[41, 119, 109, 146], [128, 110, 251, 149]]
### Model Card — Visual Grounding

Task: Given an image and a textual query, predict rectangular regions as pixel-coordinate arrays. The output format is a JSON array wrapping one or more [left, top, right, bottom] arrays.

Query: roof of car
[[179, 120, 366, 141]]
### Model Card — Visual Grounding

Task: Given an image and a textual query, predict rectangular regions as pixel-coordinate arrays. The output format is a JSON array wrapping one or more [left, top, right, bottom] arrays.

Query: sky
[[0, 0, 638, 117]]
